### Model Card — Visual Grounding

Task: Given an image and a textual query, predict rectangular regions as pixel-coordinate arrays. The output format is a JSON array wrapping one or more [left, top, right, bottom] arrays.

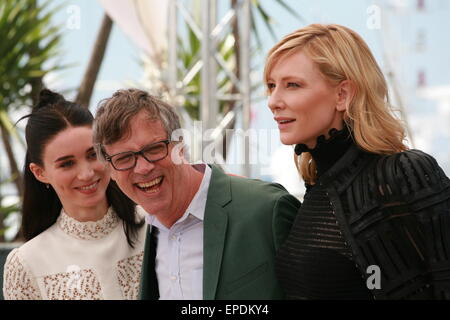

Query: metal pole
[[201, 0, 210, 129], [209, 0, 218, 131], [241, 0, 251, 177], [168, 0, 177, 97], [377, 0, 415, 148], [201, 0, 219, 162]]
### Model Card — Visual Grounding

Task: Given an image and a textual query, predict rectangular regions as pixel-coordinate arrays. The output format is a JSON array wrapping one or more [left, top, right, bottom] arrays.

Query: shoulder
[[389, 149, 441, 169], [229, 174, 294, 200], [380, 149, 448, 187], [4, 247, 21, 268], [4, 247, 32, 282], [224, 176, 300, 247], [12, 224, 59, 266], [209, 165, 300, 210], [358, 149, 450, 198], [3, 248, 43, 300], [4, 247, 29, 276], [226, 175, 301, 217], [210, 164, 294, 200]]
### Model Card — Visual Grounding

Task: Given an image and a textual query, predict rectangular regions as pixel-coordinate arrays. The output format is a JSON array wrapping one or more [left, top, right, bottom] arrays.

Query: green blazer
[[139, 165, 300, 300]]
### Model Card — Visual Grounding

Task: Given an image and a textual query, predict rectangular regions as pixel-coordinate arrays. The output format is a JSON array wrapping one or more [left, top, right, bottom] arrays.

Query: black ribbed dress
[[276, 127, 373, 299]]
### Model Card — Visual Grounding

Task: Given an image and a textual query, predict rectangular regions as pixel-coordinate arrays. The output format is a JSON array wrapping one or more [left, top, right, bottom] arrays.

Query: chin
[[143, 197, 168, 213], [280, 134, 297, 146], [88, 193, 106, 203]]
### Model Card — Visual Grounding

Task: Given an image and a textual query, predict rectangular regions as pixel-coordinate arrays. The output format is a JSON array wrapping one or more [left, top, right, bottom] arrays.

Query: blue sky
[[1, 0, 449, 238], [42, 0, 450, 186], [46, 0, 143, 106], [49, 1, 450, 103]]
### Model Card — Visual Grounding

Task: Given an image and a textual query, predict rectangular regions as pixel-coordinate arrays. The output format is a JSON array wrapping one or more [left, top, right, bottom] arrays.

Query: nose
[[78, 162, 95, 181], [133, 154, 155, 175], [268, 87, 285, 112]]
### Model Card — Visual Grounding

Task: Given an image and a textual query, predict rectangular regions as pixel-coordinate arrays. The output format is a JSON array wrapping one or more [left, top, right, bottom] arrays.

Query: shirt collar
[[144, 164, 212, 230]]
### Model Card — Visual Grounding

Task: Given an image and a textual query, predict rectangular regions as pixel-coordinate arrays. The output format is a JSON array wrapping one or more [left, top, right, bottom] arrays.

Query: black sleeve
[[394, 150, 450, 299]]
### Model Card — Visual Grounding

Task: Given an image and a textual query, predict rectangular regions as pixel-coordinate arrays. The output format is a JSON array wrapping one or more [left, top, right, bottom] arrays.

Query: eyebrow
[[54, 155, 74, 163], [132, 138, 168, 151], [268, 76, 306, 82], [54, 147, 96, 163], [108, 138, 169, 157]]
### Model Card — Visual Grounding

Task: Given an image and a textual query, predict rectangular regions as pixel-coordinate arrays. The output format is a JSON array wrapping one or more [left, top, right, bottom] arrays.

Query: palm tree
[[75, 13, 113, 108], [0, 178, 19, 242], [0, 0, 63, 241]]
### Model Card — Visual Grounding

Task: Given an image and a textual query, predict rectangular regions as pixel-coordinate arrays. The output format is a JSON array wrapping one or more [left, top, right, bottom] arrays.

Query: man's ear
[[29, 163, 49, 184], [176, 136, 185, 156], [170, 140, 190, 165], [336, 80, 356, 112]]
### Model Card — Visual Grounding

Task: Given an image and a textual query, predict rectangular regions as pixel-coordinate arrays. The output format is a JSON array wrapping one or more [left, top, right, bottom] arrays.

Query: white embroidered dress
[[2, 207, 146, 300]]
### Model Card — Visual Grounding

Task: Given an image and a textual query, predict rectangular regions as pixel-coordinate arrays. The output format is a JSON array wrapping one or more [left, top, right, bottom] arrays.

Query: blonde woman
[[265, 24, 450, 299]]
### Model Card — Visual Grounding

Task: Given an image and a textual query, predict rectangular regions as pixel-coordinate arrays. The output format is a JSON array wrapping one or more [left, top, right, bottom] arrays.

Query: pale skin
[[30, 126, 110, 222], [267, 50, 355, 148], [104, 111, 203, 229]]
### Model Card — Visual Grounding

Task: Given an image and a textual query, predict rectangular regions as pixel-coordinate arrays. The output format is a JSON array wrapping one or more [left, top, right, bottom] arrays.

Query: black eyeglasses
[[103, 139, 170, 171]]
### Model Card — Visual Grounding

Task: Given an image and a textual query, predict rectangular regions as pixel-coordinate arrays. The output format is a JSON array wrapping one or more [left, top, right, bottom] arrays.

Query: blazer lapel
[[202, 165, 232, 300], [139, 226, 159, 300]]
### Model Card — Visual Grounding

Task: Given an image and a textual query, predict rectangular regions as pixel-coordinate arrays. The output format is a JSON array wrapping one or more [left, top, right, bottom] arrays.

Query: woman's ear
[[29, 163, 49, 184], [336, 80, 356, 112]]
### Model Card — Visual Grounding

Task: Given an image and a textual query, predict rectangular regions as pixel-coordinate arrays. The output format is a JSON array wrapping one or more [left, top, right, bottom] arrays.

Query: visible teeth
[[79, 182, 98, 190], [280, 119, 294, 124], [137, 177, 163, 189]]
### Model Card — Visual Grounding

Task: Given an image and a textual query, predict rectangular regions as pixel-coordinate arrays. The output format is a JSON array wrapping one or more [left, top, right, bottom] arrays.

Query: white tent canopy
[[98, 0, 168, 62]]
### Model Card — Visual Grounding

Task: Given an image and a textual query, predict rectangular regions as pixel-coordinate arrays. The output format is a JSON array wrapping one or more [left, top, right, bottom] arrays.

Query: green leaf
[[0, 0, 64, 203], [273, 0, 304, 21]]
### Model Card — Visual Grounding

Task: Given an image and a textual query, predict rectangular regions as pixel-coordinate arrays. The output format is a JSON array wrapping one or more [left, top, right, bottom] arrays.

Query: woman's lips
[[75, 180, 100, 195], [275, 118, 296, 130]]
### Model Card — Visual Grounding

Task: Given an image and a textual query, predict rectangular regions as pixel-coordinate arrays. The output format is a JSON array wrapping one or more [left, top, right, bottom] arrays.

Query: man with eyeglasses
[[93, 89, 300, 300]]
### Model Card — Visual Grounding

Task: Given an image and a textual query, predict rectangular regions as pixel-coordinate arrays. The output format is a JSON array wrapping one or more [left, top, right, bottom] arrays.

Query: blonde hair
[[264, 24, 408, 184]]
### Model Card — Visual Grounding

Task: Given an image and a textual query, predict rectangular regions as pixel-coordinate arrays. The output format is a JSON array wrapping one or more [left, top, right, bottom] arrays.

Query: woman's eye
[[267, 83, 275, 90], [88, 151, 97, 160], [287, 82, 300, 88], [60, 161, 74, 168]]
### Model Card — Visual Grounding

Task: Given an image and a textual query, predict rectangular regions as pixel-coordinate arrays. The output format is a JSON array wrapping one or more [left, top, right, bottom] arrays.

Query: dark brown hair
[[19, 89, 143, 245]]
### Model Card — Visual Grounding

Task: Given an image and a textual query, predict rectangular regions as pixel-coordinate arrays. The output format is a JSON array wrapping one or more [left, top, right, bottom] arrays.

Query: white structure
[[99, 0, 253, 176]]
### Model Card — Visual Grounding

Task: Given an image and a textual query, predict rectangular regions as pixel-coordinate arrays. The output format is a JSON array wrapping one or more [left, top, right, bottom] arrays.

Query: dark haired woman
[[2, 89, 146, 300]]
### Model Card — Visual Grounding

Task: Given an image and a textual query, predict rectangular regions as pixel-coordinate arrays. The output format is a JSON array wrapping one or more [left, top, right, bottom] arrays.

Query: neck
[[159, 164, 204, 228], [62, 197, 109, 222], [295, 126, 353, 177]]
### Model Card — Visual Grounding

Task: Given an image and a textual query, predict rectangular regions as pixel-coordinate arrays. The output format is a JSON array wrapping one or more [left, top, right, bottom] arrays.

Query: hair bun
[[34, 89, 65, 111]]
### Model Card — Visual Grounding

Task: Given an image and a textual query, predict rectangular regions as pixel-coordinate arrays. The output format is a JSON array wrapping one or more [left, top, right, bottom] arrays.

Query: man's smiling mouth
[[135, 176, 164, 193]]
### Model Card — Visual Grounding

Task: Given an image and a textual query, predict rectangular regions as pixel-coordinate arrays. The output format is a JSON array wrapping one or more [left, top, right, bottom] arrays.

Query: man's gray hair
[[93, 89, 183, 160]]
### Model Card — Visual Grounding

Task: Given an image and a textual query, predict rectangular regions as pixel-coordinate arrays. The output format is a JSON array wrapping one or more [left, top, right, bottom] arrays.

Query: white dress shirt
[[145, 164, 211, 300]]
